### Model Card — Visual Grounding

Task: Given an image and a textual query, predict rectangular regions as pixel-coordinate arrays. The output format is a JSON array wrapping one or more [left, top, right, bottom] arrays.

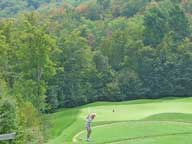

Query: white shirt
[[86, 115, 92, 127]]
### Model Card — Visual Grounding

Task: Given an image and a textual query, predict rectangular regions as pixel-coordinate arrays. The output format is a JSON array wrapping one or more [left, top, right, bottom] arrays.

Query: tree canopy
[[0, 0, 192, 143]]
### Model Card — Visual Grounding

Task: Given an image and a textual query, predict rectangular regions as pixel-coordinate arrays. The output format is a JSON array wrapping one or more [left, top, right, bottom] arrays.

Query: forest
[[0, 0, 192, 143]]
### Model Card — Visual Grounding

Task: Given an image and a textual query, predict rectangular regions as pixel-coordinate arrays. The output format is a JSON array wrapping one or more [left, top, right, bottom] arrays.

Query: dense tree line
[[0, 0, 89, 18], [0, 0, 192, 143]]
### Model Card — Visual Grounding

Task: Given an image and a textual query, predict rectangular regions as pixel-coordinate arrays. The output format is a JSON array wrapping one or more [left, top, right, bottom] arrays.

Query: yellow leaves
[[21, 102, 40, 127]]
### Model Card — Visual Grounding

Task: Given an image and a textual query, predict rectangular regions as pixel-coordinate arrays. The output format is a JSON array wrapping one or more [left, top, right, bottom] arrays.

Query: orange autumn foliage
[[75, 4, 88, 13]]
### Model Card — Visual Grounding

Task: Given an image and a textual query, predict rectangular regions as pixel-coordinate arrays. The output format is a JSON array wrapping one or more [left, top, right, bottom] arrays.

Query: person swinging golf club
[[86, 113, 96, 142]]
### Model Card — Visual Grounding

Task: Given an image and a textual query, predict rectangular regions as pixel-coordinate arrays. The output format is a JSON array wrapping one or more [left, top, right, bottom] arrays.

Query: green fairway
[[74, 121, 192, 144], [47, 98, 192, 144], [113, 134, 192, 144]]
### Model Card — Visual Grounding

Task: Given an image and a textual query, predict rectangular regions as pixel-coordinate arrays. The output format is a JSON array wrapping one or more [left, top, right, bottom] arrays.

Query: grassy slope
[[48, 108, 79, 137], [46, 97, 192, 144]]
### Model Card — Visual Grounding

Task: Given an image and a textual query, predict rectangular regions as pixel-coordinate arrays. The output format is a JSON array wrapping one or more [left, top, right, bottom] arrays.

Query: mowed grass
[[46, 97, 192, 144], [114, 134, 192, 144], [75, 121, 192, 144]]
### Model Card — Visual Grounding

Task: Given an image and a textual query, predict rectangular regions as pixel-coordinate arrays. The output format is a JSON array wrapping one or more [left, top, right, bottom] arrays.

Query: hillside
[[1, 0, 192, 18], [0, 0, 89, 18], [0, 0, 192, 143]]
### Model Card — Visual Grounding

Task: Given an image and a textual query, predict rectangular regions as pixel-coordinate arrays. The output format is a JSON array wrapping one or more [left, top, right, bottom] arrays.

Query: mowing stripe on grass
[[108, 132, 192, 144], [73, 120, 192, 143]]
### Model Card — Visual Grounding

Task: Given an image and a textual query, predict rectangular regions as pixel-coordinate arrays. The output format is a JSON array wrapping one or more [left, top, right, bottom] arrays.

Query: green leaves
[[0, 97, 17, 134], [50, 30, 96, 107], [0, 1, 192, 143], [144, 0, 190, 46], [12, 27, 52, 110]]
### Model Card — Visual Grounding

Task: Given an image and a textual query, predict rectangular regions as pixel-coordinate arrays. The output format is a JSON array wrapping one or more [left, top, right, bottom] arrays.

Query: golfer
[[85, 113, 96, 141]]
